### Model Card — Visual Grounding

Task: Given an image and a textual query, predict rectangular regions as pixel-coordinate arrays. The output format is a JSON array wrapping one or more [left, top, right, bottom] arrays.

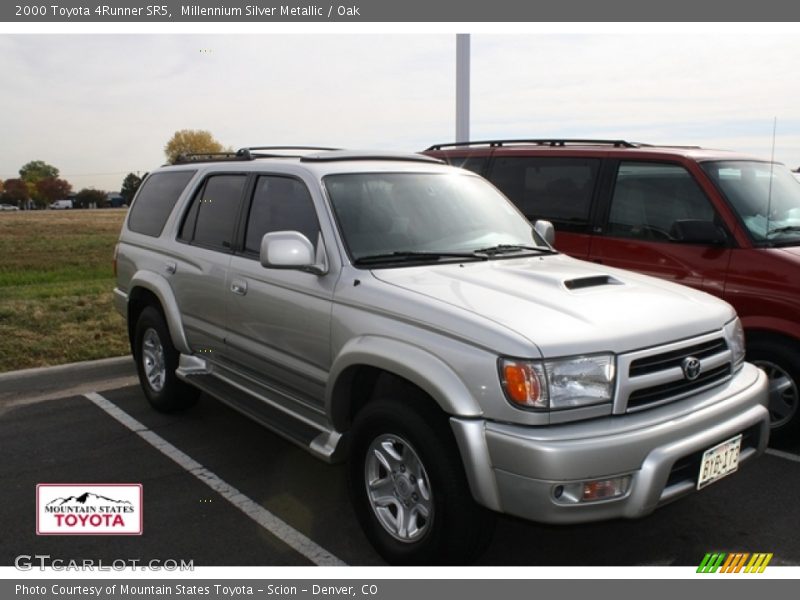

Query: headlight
[[500, 354, 615, 410], [725, 317, 746, 371]]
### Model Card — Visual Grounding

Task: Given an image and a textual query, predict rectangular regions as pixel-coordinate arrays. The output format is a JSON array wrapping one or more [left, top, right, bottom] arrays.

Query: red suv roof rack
[[425, 139, 638, 151]]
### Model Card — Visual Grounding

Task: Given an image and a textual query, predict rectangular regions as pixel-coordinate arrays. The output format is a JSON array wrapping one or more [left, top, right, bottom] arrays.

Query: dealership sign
[[36, 484, 142, 535]]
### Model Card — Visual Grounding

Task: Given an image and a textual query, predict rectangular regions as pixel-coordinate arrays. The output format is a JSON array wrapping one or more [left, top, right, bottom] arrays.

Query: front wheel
[[348, 396, 495, 565], [748, 338, 800, 445]]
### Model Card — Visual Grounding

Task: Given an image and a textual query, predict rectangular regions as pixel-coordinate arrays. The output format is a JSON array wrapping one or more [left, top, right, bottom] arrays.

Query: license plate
[[697, 434, 742, 490]]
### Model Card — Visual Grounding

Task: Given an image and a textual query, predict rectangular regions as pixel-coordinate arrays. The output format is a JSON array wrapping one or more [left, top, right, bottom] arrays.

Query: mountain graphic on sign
[[46, 492, 133, 507]]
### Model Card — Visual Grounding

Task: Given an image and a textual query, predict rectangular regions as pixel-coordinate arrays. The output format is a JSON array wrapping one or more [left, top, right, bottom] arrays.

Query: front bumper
[[450, 362, 769, 524]]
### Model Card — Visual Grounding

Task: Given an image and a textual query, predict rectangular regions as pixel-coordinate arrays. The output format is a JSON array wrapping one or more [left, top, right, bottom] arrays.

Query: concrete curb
[[0, 355, 135, 395]]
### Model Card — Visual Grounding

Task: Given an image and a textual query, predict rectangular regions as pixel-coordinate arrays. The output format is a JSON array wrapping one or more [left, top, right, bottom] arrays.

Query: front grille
[[627, 364, 732, 410], [619, 335, 732, 413], [629, 338, 728, 377]]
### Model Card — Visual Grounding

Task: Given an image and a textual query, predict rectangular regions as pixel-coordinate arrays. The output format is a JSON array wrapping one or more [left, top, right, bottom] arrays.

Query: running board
[[177, 368, 344, 463]]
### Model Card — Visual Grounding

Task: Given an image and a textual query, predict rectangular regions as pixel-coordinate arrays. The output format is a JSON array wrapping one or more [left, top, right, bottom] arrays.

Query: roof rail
[[300, 150, 443, 164], [425, 139, 638, 151], [171, 146, 342, 164], [238, 146, 342, 159], [172, 152, 247, 164]]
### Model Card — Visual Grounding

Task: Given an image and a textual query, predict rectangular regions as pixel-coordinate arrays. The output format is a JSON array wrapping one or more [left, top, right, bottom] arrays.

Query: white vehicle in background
[[0, 203, 20, 211], [49, 199, 73, 209]]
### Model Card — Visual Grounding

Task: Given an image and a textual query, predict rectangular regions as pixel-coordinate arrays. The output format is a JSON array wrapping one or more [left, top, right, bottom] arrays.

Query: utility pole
[[456, 34, 470, 143]]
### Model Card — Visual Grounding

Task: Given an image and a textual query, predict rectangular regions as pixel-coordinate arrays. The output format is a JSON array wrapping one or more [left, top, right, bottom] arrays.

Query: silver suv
[[114, 147, 770, 564]]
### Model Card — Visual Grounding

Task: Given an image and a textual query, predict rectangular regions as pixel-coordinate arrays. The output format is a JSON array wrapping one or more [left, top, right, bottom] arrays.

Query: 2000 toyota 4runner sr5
[[114, 148, 769, 564]]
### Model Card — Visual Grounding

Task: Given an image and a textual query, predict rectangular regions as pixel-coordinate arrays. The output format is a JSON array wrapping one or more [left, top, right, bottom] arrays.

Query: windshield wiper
[[353, 251, 488, 265], [767, 226, 800, 236], [472, 244, 558, 257]]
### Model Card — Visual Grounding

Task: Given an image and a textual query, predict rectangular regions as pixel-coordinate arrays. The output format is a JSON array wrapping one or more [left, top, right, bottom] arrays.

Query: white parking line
[[84, 391, 347, 567], [766, 448, 800, 463]]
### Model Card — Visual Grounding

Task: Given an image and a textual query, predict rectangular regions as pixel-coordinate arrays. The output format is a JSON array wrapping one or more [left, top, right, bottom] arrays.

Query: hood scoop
[[563, 275, 622, 290]]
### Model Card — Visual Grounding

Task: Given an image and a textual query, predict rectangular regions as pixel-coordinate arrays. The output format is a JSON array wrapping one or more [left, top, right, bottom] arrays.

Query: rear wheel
[[747, 338, 800, 445], [133, 306, 199, 412], [348, 394, 495, 565]]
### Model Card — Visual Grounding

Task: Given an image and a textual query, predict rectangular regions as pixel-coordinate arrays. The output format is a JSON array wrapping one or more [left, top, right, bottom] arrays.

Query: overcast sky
[[1, 33, 799, 192]]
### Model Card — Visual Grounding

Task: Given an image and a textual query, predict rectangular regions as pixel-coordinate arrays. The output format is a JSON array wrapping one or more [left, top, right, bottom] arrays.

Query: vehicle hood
[[778, 246, 800, 258], [372, 254, 736, 357]]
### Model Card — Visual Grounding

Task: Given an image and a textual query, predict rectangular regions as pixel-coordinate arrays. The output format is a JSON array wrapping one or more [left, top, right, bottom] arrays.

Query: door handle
[[230, 280, 248, 296]]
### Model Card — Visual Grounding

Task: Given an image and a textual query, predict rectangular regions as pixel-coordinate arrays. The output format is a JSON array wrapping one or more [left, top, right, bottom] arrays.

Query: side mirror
[[534, 220, 555, 246], [669, 220, 727, 245], [260, 231, 328, 275]]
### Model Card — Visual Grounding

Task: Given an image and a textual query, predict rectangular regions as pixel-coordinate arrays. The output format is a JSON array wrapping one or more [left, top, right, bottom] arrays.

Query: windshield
[[324, 172, 548, 263], [702, 160, 800, 245]]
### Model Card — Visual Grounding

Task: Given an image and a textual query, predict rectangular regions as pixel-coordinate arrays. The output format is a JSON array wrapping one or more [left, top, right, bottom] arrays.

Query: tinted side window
[[607, 162, 714, 241], [127, 171, 195, 237], [183, 174, 247, 250], [487, 157, 599, 231], [244, 176, 320, 255]]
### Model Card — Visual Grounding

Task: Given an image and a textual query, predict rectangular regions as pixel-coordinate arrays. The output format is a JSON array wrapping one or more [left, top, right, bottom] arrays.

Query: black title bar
[[4, 0, 800, 22]]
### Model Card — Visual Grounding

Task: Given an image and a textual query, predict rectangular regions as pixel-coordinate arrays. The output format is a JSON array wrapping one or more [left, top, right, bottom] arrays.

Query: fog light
[[581, 476, 631, 502]]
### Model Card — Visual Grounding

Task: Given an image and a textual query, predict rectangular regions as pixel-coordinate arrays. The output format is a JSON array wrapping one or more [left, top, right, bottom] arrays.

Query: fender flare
[[326, 335, 483, 432], [741, 316, 800, 348]]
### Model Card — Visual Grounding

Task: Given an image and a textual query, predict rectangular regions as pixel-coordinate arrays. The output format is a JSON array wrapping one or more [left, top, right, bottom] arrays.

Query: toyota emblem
[[681, 356, 702, 381]]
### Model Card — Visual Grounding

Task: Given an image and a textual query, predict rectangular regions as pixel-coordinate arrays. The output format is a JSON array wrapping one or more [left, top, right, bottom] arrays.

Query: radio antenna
[[766, 117, 777, 241]]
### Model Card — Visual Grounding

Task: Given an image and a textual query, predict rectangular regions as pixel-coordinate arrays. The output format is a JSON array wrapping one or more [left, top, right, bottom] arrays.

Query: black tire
[[348, 394, 495, 565], [133, 305, 199, 412], [747, 337, 800, 445]]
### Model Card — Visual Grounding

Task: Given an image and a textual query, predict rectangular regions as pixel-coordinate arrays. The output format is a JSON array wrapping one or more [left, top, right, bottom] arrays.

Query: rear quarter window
[[127, 171, 196, 237]]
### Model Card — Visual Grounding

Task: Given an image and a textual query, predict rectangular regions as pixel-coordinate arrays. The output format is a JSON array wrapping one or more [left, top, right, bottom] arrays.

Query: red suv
[[426, 139, 800, 443]]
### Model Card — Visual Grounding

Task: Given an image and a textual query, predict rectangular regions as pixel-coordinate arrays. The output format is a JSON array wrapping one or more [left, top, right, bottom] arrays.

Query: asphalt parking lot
[[2, 359, 799, 567]]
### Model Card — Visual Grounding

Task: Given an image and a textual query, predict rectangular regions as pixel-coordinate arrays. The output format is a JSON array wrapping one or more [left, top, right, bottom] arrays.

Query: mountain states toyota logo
[[36, 484, 143, 535]]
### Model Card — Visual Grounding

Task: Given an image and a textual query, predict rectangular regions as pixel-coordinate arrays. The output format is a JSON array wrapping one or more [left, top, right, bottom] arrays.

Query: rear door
[[589, 160, 732, 295], [170, 173, 249, 355], [485, 154, 602, 259]]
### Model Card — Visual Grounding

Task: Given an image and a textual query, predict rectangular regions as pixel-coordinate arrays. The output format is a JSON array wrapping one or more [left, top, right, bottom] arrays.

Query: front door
[[224, 174, 335, 413], [590, 161, 732, 297]]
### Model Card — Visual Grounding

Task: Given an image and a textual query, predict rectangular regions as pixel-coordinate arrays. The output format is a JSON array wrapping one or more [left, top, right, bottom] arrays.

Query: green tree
[[120, 172, 143, 204], [164, 129, 228, 163], [36, 177, 73, 205], [19, 160, 59, 183], [74, 188, 108, 209]]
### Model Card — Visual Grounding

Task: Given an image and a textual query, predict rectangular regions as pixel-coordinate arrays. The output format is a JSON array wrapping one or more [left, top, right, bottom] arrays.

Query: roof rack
[[238, 146, 341, 159], [172, 152, 245, 164], [300, 150, 443, 164], [425, 139, 639, 151], [171, 148, 445, 166], [171, 146, 342, 164]]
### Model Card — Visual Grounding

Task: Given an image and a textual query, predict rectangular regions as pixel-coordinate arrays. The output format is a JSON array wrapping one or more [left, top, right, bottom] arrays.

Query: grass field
[[0, 209, 129, 372]]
